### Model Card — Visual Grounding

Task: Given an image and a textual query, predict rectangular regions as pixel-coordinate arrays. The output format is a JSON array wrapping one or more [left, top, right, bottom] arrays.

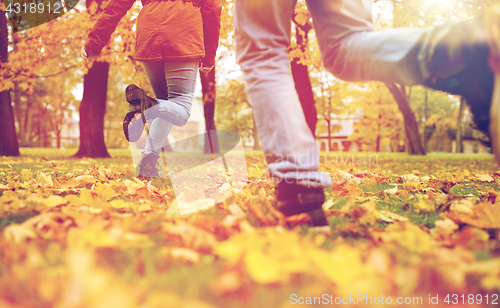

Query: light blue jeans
[[141, 60, 199, 157], [235, 0, 433, 187]]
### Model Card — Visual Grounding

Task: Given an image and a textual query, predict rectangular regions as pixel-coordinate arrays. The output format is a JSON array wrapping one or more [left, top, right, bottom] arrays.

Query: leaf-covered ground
[[2, 149, 500, 307]]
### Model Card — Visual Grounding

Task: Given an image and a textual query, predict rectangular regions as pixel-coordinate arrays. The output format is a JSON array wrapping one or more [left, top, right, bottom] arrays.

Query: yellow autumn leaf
[[67, 226, 118, 248], [19, 169, 33, 182], [137, 204, 152, 212], [379, 210, 408, 222], [110, 199, 128, 209], [89, 207, 103, 214], [75, 175, 97, 186], [414, 196, 435, 213], [65, 194, 81, 207], [474, 174, 495, 182], [123, 179, 145, 192], [169, 247, 200, 264], [450, 199, 475, 214], [44, 195, 69, 208], [94, 183, 117, 201], [377, 222, 433, 253], [294, 10, 309, 26], [36, 171, 53, 187], [80, 189, 94, 205], [342, 199, 379, 225], [430, 218, 459, 238], [245, 251, 282, 284], [448, 202, 500, 229], [4, 224, 36, 243]]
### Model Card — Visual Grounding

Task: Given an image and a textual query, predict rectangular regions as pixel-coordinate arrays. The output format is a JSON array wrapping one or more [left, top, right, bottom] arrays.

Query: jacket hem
[[135, 53, 205, 62]]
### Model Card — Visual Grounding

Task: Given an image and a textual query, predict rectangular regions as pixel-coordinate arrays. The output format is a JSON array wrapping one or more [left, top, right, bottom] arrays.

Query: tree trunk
[[423, 88, 429, 152], [386, 83, 426, 155], [74, 0, 110, 158], [13, 83, 22, 139], [200, 68, 219, 154], [376, 113, 382, 152], [56, 122, 61, 149], [23, 99, 33, 146], [252, 114, 262, 151], [291, 60, 317, 137], [0, 9, 20, 156], [456, 97, 466, 153], [74, 61, 110, 158], [291, 12, 317, 137]]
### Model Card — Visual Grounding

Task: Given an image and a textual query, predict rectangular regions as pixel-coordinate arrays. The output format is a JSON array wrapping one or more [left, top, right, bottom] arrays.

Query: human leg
[[306, 0, 428, 85], [307, 0, 500, 162], [235, 0, 331, 226], [234, 0, 331, 188], [158, 60, 198, 127], [141, 61, 174, 159], [141, 60, 198, 158]]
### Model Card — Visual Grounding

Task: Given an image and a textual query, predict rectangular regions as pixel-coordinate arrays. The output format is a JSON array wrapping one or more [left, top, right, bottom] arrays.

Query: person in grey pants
[[235, 0, 500, 226]]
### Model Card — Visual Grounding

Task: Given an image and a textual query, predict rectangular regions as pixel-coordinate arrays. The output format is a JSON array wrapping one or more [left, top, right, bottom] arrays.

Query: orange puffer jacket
[[85, 0, 221, 66]]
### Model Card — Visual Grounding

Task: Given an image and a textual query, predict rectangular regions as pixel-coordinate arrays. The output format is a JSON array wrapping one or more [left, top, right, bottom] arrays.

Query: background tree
[[350, 83, 405, 152], [382, 0, 499, 154], [201, 68, 219, 154], [215, 78, 254, 147], [386, 83, 425, 154], [0, 2, 20, 156], [456, 97, 466, 153], [290, 4, 318, 136], [74, 0, 112, 158]]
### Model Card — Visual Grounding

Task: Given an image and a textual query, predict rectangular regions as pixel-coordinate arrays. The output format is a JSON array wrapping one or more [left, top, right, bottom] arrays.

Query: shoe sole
[[123, 111, 144, 142], [123, 84, 157, 142], [487, 8, 500, 163]]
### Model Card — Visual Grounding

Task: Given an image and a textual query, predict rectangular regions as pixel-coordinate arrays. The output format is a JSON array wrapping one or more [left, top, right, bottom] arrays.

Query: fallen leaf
[[474, 174, 495, 182], [4, 224, 36, 243], [448, 202, 500, 229]]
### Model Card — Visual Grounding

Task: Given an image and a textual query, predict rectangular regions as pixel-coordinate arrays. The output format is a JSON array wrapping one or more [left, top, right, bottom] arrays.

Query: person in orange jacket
[[82, 0, 222, 177]]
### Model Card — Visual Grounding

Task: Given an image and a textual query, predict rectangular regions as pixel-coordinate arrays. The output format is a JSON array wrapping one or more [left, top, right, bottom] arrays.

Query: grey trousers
[[235, 0, 433, 187]]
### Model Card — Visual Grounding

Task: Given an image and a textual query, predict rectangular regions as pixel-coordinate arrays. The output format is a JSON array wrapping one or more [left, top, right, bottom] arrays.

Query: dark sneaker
[[136, 153, 162, 178], [123, 84, 158, 142], [423, 9, 500, 161], [276, 182, 329, 227]]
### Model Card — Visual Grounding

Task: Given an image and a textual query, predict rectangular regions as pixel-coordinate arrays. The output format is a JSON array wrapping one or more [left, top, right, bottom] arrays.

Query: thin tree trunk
[[327, 97, 331, 152], [200, 68, 219, 154], [424, 88, 429, 152], [13, 83, 22, 139], [252, 114, 262, 151], [456, 97, 466, 153], [0, 9, 20, 156], [386, 83, 426, 155], [291, 10, 317, 137], [74, 61, 110, 158], [291, 60, 317, 137], [23, 99, 33, 146], [376, 110, 382, 152]]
